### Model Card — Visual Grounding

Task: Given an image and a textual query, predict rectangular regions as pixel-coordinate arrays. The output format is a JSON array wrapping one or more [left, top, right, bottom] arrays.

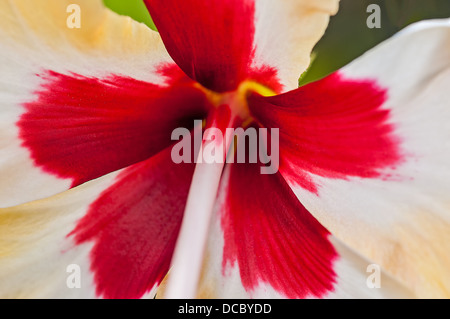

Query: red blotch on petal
[[249, 72, 404, 193], [143, 0, 283, 93], [70, 146, 195, 299], [18, 65, 209, 187], [144, 0, 255, 92], [222, 159, 338, 298]]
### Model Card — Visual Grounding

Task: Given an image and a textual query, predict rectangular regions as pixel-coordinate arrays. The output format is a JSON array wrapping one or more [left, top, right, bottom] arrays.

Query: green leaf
[[103, 0, 157, 31]]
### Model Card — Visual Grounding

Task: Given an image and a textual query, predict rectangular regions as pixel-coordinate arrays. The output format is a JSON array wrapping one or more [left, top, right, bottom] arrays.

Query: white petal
[[289, 18, 450, 298], [0, 0, 174, 207], [252, 0, 339, 91]]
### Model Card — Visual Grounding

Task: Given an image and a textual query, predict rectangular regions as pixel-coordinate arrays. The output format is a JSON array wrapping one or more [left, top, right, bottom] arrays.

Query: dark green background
[[103, 0, 450, 86]]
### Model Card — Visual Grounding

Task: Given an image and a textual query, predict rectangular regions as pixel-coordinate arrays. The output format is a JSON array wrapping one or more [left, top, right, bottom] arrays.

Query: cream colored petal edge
[[0, 0, 166, 57], [252, 0, 340, 91]]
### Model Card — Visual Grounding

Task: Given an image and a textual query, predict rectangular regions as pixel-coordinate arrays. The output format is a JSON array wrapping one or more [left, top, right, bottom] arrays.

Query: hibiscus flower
[[0, 0, 448, 299]]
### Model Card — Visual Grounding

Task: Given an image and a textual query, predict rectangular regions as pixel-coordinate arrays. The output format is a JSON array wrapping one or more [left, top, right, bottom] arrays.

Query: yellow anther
[[194, 80, 276, 123]]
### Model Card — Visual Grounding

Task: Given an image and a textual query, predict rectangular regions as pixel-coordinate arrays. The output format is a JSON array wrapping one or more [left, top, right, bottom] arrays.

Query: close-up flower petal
[[0, 0, 449, 301], [0, 0, 209, 207], [0, 142, 195, 299], [249, 18, 450, 298], [144, 0, 339, 93], [197, 159, 414, 298]]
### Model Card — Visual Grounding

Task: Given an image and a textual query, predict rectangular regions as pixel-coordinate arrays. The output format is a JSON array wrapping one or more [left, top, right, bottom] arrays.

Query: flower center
[[196, 81, 277, 126], [165, 80, 277, 298]]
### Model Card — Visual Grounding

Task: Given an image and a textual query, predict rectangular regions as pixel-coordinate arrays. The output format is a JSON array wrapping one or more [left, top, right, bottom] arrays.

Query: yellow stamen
[[194, 80, 276, 125], [237, 80, 277, 98]]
